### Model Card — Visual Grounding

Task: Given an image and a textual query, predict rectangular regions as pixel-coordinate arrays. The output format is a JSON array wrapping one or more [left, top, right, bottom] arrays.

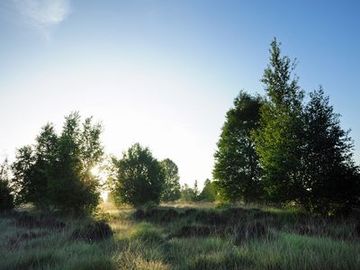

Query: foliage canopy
[[12, 112, 103, 213]]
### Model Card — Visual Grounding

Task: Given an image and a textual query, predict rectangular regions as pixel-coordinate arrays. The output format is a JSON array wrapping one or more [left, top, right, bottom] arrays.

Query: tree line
[[0, 39, 359, 215], [213, 39, 360, 215]]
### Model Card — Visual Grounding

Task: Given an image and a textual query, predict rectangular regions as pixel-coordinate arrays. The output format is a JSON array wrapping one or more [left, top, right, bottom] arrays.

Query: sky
[[0, 0, 359, 188]]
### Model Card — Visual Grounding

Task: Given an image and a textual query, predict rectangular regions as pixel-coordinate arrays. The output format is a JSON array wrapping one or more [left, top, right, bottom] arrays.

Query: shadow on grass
[[127, 206, 360, 269], [0, 210, 118, 270]]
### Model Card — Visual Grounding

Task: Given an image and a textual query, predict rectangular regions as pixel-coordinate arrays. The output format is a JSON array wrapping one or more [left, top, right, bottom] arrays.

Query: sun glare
[[90, 166, 109, 202]]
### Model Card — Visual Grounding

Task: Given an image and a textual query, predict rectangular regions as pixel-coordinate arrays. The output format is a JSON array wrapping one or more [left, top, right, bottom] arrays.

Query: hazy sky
[[1, 0, 359, 187]]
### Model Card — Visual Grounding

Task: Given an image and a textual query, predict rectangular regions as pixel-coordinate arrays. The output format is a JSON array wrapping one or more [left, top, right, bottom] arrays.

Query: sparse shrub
[[71, 220, 113, 242]]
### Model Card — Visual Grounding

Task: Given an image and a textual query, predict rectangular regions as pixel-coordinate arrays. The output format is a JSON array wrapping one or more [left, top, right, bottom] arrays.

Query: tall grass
[[0, 203, 359, 269]]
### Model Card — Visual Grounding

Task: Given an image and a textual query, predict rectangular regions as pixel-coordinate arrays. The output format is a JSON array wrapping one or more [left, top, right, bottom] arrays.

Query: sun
[[90, 166, 109, 202]]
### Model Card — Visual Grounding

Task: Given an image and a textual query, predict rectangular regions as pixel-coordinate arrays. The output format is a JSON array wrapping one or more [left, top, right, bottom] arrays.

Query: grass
[[0, 202, 359, 270]]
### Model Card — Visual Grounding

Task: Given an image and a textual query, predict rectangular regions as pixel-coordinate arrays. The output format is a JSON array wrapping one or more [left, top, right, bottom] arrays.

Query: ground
[[0, 202, 360, 270]]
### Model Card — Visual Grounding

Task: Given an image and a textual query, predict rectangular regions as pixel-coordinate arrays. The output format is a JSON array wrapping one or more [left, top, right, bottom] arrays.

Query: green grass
[[0, 203, 359, 270]]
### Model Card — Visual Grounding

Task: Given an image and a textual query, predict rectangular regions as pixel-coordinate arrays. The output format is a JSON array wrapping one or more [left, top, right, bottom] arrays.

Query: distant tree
[[160, 158, 181, 201], [198, 179, 217, 202], [12, 112, 103, 213], [111, 143, 164, 207], [213, 91, 263, 202], [180, 181, 199, 202], [0, 159, 14, 211], [253, 39, 305, 203], [302, 88, 360, 214]]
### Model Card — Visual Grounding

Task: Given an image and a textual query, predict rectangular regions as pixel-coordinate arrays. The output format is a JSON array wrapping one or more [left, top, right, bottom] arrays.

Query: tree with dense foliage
[[111, 143, 164, 207], [198, 179, 217, 202], [0, 159, 14, 211], [253, 39, 305, 203], [213, 91, 263, 202], [302, 88, 360, 214], [160, 158, 181, 201], [12, 112, 103, 213]]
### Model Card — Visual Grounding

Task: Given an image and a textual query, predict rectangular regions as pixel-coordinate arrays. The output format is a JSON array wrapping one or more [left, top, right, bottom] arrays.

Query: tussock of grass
[[1, 203, 360, 269]]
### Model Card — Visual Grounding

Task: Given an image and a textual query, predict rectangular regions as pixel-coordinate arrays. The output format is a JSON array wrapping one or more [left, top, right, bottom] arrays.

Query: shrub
[[71, 221, 113, 242]]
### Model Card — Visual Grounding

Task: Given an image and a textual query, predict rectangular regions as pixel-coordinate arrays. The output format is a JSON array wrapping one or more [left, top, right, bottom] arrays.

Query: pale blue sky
[[0, 0, 359, 187]]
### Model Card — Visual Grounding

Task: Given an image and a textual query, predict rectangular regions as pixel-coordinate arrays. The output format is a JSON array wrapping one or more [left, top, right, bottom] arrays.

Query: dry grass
[[1, 202, 359, 269]]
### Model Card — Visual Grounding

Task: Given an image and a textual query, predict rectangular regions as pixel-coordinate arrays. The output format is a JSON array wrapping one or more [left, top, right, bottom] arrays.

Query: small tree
[[198, 179, 217, 202], [12, 112, 103, 213], [160, 158, 181, 201], [111, 143, 164, 207], [213, 91, 263, 202], [0, 159, 14, 211], [180, 181, 199, 202]]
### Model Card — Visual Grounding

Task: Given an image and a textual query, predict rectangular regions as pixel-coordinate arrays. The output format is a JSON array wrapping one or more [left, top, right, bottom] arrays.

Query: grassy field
[[1, 202, 360, 270]]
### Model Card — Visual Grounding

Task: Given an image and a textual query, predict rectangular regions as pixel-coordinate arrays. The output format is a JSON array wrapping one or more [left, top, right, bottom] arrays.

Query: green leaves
[[215, 38, 359, 214], [160, 158, 181, 202], [111, 143, 165, 207], [254, 39, 305, 203], [213, 91, 263, 202], [12, 112, 103, 214]]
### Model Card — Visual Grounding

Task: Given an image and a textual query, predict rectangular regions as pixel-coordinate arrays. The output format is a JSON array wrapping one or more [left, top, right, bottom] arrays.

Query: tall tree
[[160, 158, 181, 201], [213, 91, 262, 202], [254, 39, 305, 203], [111, 143, 164, 207], [302, 88, 360, 213], [12, 112, 103, 213]]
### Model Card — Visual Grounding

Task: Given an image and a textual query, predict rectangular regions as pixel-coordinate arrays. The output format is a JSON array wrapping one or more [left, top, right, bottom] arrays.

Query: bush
[[71, 221, 113, 242]]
